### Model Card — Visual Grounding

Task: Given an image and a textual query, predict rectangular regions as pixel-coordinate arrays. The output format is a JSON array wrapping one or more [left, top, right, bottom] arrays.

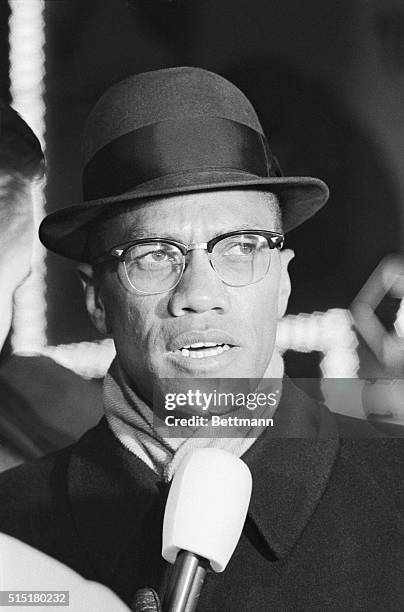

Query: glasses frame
[[94, 229, 285, 295]]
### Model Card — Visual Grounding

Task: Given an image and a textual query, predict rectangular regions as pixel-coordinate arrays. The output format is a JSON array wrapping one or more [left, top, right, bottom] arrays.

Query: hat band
[[82, 117, 281, 201]]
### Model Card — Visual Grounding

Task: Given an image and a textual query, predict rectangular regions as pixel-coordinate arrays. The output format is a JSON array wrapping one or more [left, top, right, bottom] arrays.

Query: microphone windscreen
[[162, 448, 252, 572]]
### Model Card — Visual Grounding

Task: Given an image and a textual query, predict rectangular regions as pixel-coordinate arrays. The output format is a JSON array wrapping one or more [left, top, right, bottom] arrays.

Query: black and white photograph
[[0, 1, 403, 610]]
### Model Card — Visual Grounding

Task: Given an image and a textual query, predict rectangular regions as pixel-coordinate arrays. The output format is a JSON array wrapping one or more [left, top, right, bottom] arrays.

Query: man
[[0, 68, 403, 611], [0, 103, 131, 610], [0, 102, 102, 471], [0, 101, 44, 352]]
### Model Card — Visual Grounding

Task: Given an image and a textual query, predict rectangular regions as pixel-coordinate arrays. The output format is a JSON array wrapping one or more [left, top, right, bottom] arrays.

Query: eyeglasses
[[94, 230, 284, 295]]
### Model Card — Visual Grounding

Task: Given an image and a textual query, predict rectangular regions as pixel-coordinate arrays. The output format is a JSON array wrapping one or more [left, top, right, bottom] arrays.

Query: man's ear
[[76, 264, 110, 335], [277, 248, 294, 319]]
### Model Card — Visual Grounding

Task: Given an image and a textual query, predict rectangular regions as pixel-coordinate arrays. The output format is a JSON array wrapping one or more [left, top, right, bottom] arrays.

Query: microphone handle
[[163, 551, 209, 612]]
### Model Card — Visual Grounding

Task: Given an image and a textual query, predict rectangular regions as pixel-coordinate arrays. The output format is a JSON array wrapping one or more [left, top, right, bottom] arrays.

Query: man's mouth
[[174, 342, 232, 359], [168, 330, 239, 363]]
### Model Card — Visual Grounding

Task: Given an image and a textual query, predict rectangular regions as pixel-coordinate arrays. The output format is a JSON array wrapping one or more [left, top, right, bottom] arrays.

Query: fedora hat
[[39, 66, 329, 262]]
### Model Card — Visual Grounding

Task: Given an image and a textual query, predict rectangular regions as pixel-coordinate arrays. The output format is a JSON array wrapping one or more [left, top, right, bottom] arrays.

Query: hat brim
[[39, 170, 329, 262]]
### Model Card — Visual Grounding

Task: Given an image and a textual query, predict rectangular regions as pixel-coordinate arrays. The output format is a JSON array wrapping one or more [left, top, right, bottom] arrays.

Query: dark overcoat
[[0, 381, 404, 611]]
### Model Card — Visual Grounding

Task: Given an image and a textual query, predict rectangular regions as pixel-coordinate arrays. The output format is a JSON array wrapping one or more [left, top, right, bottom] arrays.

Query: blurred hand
[[132, 588, 162, 612]]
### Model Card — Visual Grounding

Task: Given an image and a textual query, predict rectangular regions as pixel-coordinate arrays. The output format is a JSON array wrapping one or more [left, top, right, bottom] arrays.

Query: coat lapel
[[243, 379, 339, 558], [67, 419, 168, 583]]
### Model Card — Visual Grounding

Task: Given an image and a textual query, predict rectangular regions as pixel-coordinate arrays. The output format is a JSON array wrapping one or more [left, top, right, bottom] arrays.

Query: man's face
[[83, 189, 292, 405], [0, 174, 34, 348]]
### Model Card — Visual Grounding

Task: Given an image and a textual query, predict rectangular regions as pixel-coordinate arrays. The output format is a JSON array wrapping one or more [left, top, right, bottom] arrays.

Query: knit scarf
[[104, 354, 283, 482]]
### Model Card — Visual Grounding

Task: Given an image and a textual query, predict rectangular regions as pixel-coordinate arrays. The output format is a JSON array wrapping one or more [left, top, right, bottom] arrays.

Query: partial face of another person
[[81, 189, 293, 405], [0, 174, 34, 348]]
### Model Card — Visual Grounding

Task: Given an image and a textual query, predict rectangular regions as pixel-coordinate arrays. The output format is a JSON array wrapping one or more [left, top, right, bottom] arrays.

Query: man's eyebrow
[[123, 224, 266, 240], [210, 224, 270, 238], [123, 228, 162, 239], [223, 224, 264, 232]]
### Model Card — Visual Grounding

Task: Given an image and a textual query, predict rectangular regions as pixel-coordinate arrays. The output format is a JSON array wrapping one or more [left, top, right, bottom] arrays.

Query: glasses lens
[[123, 242, 183, 293], [211, 233, 271, 286]]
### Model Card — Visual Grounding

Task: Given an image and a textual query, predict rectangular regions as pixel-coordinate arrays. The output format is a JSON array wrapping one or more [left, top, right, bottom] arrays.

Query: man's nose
[[168, 249, 230, 316]]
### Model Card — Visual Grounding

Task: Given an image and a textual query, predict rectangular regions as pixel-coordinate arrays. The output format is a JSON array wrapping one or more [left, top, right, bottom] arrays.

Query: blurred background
[[1, 0, 404, 468]]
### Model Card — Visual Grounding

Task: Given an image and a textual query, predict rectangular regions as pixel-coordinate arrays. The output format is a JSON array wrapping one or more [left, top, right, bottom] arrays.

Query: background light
[[9, 0, 47, 353]]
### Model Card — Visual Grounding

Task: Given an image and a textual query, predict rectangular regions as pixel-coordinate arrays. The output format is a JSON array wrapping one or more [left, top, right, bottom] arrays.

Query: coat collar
[[67, 379, 339, 580]]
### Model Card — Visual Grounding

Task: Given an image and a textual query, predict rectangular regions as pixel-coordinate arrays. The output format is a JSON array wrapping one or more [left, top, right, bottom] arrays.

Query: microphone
[[161, 448, 252, 612]]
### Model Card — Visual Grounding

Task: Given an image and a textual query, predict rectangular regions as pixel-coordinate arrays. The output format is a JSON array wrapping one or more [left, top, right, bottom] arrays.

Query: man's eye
[[150, 249, 168, 261], [138, 249, 169, 262], [225, 242, 256, 256], [133, 246, 176, 267]]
